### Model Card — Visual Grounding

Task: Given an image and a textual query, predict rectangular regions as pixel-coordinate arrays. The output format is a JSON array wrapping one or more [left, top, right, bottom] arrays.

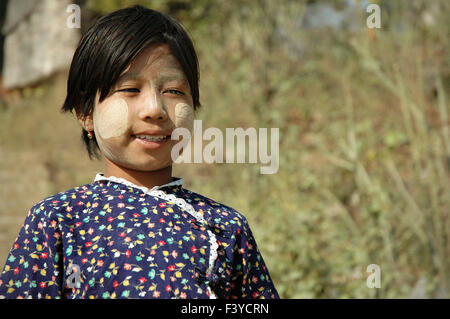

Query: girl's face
[[82, 43, 194, 172]]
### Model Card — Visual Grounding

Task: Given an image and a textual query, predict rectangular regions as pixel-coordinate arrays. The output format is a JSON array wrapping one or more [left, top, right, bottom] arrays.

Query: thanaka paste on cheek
[[94, 98, 129, 139], [93, 98, 132, 163], [174, 103, 194, 133]]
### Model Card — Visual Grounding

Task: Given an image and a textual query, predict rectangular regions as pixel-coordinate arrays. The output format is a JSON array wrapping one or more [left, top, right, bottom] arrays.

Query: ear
[[77, 112, 94, 132]]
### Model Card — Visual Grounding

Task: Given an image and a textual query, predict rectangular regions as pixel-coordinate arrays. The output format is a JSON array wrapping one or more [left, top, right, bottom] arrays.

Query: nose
[[138, 88, 168, 121]]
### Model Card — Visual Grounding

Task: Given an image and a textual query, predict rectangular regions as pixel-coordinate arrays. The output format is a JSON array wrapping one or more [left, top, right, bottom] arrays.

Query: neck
[[103, 159, 173, 190]]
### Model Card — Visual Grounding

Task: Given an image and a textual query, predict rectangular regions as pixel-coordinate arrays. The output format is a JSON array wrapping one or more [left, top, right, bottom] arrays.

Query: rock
[[2, 0, 80, 89]]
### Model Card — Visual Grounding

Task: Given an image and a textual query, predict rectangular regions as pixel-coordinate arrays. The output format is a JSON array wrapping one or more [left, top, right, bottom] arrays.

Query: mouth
[[131, 134, 171, 150], [133, 134, 171, 142]]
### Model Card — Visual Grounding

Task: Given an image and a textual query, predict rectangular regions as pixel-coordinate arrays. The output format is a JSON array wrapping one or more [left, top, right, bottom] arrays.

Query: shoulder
[[180, 188, 251, 231], [26, 182, 98, 221]]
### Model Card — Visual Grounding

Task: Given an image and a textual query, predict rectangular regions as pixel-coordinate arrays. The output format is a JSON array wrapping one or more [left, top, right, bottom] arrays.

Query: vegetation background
[[0, 0, 448, 298]]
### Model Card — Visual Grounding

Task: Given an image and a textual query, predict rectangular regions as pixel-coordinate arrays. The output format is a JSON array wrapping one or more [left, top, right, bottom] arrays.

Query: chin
[[103, 150, 173, 173], [128, 160, 173, 172]]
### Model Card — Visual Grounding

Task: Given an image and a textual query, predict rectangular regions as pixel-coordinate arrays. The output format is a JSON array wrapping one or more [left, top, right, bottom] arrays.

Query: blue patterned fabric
[[0, 174, 279, 299]]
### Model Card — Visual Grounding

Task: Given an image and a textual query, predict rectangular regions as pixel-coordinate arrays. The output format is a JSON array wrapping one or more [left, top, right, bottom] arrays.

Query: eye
[[164, 89, 185, 96], [118, 88, 140, 93]]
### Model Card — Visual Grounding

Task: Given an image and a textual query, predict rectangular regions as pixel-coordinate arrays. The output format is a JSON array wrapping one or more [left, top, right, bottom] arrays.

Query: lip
[[132, 130, 172, 150], [133, 135, 170, 150], [133, 129, 173, 136]]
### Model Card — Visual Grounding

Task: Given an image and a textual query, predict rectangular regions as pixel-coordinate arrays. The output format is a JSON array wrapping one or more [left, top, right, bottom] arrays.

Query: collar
[[94, 173, 184, 193]]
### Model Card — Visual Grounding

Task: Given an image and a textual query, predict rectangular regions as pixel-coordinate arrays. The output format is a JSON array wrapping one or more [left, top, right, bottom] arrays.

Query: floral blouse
[[0, 173, 279, 299]]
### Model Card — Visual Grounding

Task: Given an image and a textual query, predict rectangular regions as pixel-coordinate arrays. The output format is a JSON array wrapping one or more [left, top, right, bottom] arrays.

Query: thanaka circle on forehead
[[124, 43, 175, 77], [94, 98, 129, 139], [118, 46, 187, 89]]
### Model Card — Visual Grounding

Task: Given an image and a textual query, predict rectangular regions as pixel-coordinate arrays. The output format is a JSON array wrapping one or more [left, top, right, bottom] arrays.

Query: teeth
[[135, 135, 167, 142]]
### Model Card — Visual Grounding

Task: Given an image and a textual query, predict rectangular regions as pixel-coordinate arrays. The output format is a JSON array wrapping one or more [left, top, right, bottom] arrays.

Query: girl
[[0, 5, 279, 299]]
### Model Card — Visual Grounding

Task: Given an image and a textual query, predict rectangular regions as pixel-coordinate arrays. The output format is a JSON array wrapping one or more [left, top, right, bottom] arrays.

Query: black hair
[[61, 5, 200, 159]]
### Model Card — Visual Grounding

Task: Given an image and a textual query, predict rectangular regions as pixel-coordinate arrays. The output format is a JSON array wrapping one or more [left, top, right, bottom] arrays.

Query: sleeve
[[0, 202, 64, 299], [229, 217, 279, 299]]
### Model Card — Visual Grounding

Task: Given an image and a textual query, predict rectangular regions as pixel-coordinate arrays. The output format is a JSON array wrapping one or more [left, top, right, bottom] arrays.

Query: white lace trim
[[94, 173, 218, 299], [94, 173, 184, 192]]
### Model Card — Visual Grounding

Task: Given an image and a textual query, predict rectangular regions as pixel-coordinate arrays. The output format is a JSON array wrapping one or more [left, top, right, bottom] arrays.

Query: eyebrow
[[118, 72, 142, 82], [117, 71, 188, 85]]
